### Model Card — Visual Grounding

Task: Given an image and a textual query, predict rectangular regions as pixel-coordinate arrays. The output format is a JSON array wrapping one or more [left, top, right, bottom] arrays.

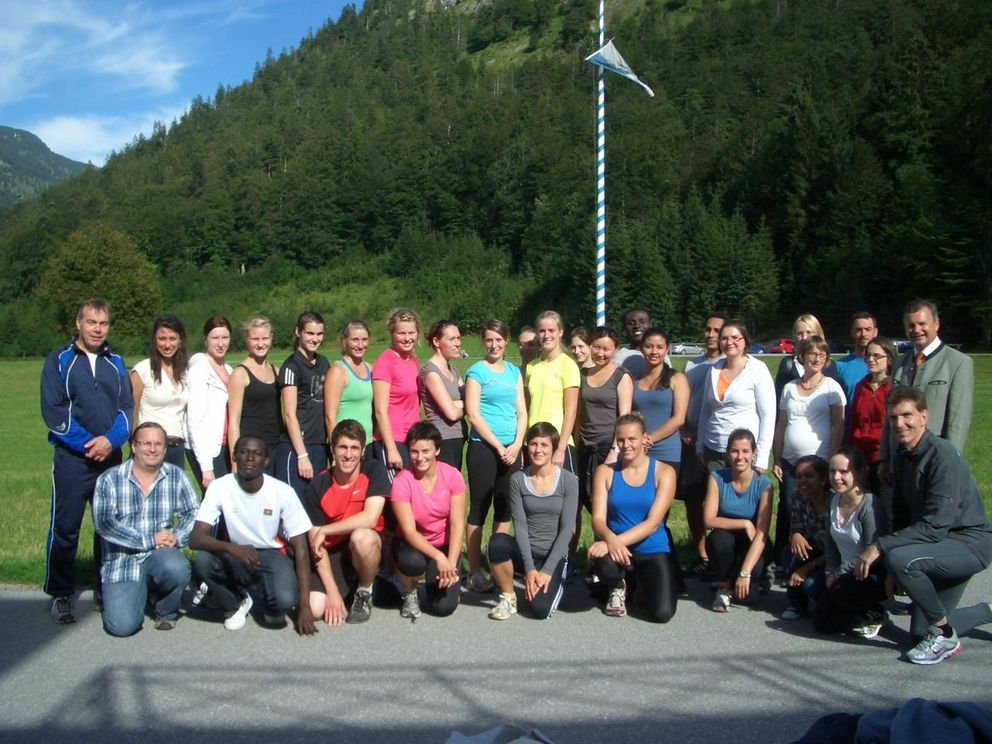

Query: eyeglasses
[[865, 352, 887, 361], [805, 352, 828, 360], [133, 440, 165, 449], [721, 335, 744, 343]]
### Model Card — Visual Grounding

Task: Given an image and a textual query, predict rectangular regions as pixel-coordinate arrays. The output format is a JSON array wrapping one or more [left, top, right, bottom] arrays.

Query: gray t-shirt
[[508, 468, 579, 573], [683, 353, 720, 437], [419, 360, 466, 440]]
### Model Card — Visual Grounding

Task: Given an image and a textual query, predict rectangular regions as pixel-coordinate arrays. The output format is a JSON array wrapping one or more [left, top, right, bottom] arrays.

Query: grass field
[[3, 346, 990, 588]]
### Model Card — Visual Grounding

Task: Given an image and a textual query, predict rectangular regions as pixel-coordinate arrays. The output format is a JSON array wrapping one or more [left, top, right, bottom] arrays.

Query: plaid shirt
[[93, 461, 198, 584]]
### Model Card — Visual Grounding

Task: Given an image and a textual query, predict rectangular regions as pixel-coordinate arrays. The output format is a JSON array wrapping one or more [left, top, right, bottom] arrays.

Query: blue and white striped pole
[[595, 0, 607, 326]]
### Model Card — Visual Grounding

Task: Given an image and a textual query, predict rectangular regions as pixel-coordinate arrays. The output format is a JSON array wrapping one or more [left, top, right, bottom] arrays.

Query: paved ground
[[2, 570, 991, 744]]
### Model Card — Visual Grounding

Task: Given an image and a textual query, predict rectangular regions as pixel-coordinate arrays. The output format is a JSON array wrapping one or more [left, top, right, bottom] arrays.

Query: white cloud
[[0, 0, 188, 105], [31, 104, 188, 166]]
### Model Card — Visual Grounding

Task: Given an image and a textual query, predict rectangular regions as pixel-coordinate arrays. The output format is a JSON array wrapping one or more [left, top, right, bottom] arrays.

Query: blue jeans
[[102, 548, 191, 637], [785, 554, 825, 611]]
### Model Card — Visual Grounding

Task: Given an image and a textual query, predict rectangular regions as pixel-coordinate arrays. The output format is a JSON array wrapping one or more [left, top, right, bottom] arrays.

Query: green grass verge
[[4, 353, 989, 586]]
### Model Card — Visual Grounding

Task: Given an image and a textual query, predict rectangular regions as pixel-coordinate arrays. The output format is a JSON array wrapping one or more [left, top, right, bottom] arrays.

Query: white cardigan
[[185, 352, 232, 472], [697, 355, 777, 467]]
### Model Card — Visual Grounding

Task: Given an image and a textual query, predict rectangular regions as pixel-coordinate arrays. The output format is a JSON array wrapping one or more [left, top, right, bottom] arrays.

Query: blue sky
[[2, 0, 356, 165]]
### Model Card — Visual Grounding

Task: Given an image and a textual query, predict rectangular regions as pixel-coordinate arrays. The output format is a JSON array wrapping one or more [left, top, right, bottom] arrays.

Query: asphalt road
[[2, 570, 991, 744]]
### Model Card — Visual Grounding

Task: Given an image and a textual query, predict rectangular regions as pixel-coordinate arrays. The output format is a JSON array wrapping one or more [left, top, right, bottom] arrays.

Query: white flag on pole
[[585, 40, 654, 97]]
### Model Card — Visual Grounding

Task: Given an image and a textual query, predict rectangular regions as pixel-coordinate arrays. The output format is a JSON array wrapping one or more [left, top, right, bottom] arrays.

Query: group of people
[[39, 298, 990, 666]]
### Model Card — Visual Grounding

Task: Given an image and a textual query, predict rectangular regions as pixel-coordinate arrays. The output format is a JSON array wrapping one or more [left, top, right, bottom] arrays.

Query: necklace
[[798, 374, 823, 391]]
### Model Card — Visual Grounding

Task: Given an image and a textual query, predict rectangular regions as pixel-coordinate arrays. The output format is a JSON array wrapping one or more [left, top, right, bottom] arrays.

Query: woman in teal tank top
[[324, 320, 374, 443], [588, 413, 679, 622], [704, 428, 774, 613]]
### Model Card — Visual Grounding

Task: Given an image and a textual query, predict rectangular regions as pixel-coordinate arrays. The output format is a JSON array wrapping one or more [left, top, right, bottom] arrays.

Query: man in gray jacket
[[856, 386, 992, 665]]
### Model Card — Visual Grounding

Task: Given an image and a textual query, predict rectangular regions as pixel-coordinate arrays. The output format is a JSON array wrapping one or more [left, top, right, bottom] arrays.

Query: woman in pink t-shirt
[[391, 422, 466, 619], [371, 308, 422, 474]]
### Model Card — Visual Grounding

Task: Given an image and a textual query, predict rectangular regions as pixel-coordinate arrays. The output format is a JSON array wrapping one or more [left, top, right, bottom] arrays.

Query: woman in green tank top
[[324, 320, 374, 441]]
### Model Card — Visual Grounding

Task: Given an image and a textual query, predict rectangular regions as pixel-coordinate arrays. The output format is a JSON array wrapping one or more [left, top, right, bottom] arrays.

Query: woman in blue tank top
[[588, 413, 679, 622], [631, 328, 688, 474], [704, 428, 773, 613]]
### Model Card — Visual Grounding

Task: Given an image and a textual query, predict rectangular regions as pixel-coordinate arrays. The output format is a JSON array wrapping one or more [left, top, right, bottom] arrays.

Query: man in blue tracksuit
[[40, 299, 133, 624]]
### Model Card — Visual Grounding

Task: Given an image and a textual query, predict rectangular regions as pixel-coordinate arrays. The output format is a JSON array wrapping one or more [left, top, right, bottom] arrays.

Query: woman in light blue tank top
[[631, 328, 689, 473], [588, 413, 679, 622], [704, 428, 773, 614], [324, 320, 374, 443]]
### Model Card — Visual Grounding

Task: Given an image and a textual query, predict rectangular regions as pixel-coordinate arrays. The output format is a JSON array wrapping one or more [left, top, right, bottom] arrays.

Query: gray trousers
[[885, 539, 992, 638]]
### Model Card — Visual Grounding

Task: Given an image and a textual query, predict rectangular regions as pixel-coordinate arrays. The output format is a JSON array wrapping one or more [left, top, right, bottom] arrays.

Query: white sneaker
[[605, 581, 627, 617], [224, 593, 253, 631], [711, 590, 731, 613], [489, 592, 517, 620], [400, 589, 421, 619], [191, 582, 209, 607]]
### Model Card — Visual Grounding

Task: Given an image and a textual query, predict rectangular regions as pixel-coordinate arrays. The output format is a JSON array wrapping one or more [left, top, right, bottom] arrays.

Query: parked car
[[768, 338, 794, 354], [892, 339, 913, 354], [828, 340, 849, 354], [672, 342, 704, 356], [749, 343, 766, 354]]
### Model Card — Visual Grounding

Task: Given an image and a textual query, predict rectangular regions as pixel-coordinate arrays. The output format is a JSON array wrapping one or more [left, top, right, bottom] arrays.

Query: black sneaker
[[346, 588, 373, 624], [51, 596, 75, 624], [684, 558, 710, 579]]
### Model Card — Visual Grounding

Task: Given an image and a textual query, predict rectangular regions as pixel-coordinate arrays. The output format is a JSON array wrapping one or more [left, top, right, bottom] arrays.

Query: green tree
[[34, 224, 163, 343]]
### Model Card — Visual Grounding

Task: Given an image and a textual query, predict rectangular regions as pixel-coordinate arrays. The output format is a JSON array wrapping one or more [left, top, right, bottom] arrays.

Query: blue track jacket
[[40, 338, 133, 455]]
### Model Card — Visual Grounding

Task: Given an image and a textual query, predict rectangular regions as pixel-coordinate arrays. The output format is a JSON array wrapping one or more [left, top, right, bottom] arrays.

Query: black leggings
[[594, 552, 679, 623], [706, 528, 765, 584], [487, 533, 567, 620], [393, 539, 460, 617], [438, 438, 465, 470], [466, 440, 517, 526], [813, 571, 886, 634]]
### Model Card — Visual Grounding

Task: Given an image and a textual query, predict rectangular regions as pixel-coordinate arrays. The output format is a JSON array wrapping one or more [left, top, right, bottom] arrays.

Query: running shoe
[[684, 558, 711, 579], [400, 589, 422, 619], [906, 626, 961, 665], [782, 605, 806, 621], [153, 617, 177, 631], [711, 590, 731, 613], [223, 593, 253, 631], [346, 588, 373, 624], [852, 609, 887, 639], [605, 581, 627, 617], [466, 570, 496, 594], [191, 581, 209, 607], [51, 596, 75, 625], [262, 612, 287, 627], [489, 592, 518, 621]]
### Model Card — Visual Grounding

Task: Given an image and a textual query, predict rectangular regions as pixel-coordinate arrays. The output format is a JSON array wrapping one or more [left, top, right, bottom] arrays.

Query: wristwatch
[[739, 570, 751, 579]]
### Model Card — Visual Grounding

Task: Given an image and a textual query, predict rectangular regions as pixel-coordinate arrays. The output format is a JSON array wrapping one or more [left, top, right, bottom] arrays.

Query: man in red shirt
[[303, 419, 390, 625]]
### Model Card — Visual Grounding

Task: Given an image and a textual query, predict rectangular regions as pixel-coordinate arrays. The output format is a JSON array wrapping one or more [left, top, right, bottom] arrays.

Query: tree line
[[0, 0, 988, 357]]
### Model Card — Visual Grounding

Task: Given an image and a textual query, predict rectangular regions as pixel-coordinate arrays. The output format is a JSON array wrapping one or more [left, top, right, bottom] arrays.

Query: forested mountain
[[0, 126, 87, 210], [0, 0, 989, 356]]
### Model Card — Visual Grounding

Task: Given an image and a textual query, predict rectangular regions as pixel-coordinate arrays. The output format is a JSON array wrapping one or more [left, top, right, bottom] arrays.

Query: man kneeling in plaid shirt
[[93, 422, 198, 635]]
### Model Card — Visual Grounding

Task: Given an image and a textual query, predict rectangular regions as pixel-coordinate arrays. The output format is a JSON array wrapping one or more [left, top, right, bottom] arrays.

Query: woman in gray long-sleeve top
[[487, 422, 579, 621]]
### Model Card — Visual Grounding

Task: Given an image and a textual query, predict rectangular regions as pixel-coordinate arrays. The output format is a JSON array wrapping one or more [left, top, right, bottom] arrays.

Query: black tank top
[[239, 364, 281, 447]]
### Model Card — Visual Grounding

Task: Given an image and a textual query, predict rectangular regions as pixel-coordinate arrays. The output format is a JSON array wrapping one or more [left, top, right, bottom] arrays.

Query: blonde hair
[[242, 315, 272, 337], [339, 320, 370, 354], [387, 308, 421, 335], [794, 313, 825, 340], [535, 310, 564, 331]]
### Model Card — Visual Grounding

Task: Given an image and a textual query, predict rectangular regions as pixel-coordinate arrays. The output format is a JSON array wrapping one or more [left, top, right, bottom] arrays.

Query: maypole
[[585, 22, 654, 327], [594, 0, 607, 326]]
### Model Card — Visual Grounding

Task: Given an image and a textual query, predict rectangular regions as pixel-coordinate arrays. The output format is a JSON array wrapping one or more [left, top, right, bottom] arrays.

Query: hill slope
[[0, 126, 88, 209]]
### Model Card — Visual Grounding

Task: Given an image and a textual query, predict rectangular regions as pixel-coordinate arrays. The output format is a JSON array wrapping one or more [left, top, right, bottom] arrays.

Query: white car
[[672, 342, 704, 356]]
